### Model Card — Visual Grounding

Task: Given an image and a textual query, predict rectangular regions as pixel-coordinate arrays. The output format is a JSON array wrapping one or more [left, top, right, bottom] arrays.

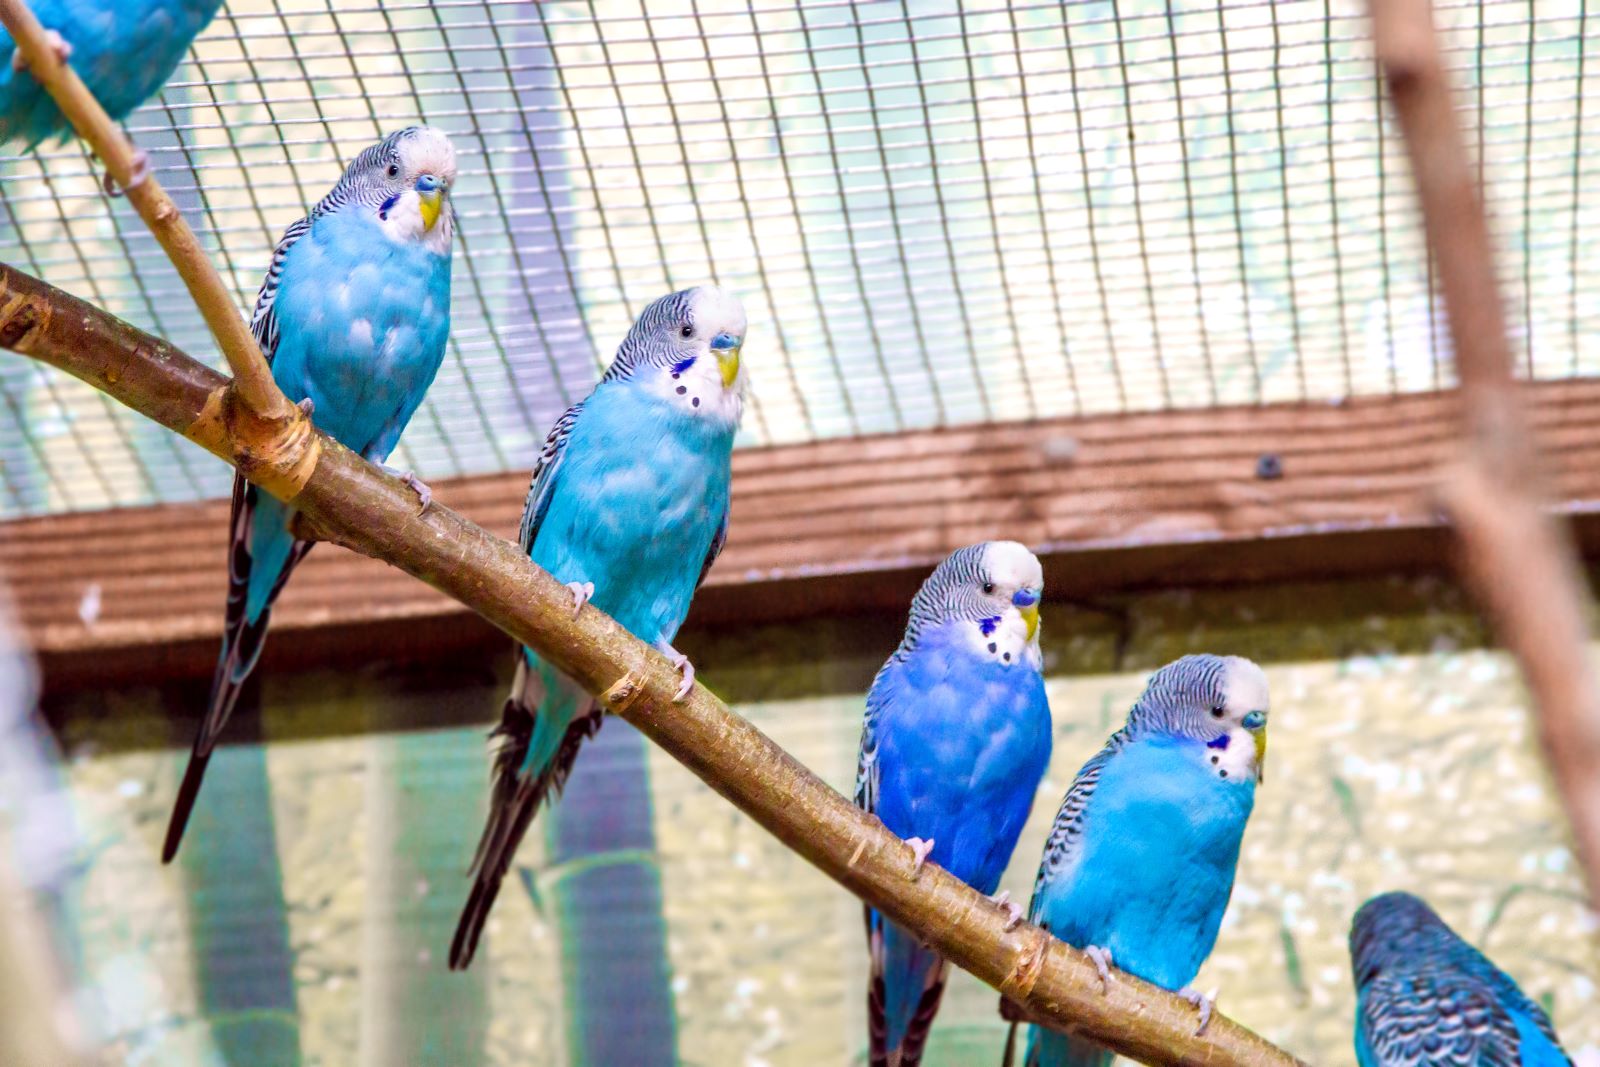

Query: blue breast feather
[[245, 206, 452, 621], [0, 0, 222, 149], [517, 377, 734, 775], [869, 619, 1052, 1054], [1037, 734, 1255, 992]]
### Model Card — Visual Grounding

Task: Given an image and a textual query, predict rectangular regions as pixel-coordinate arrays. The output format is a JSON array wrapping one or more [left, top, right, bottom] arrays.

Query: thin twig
[[0, 263, 1309, 1067], [1371, 0, 1600, 909], [0, 0, 289, 421]]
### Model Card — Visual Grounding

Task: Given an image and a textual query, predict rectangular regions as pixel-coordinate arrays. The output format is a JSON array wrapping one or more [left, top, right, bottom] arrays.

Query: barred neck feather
[[893, 544, 991, 658], [602, 288, 699, 383]]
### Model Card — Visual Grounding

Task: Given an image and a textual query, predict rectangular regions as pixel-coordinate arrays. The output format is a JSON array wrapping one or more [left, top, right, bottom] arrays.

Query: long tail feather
[[867, 908, 949, 1067], [449, 659, 600, 970], [162, 476, 308, 864]]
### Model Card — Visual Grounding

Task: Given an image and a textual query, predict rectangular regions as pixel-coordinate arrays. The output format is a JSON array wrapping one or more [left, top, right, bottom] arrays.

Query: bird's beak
[[418, 188, 444, 232], [1242, 710, 1268, 783], [711, 332, 742, 388], [1019, 603, 1039, 641]]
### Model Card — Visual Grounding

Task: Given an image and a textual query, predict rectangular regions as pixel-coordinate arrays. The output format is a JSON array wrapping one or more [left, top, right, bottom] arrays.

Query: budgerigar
[[855, 541, 1053, 1067], [162, 127, 456, 863], [448, 285, 748, 970], [0, 0, 223, 184], [1015, 654, 1269, 1067], [1350, 892, 1571, 1067]]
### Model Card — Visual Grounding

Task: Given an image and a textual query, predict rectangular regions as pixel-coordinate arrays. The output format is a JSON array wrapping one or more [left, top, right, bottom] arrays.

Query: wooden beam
[[11, 377, 1600, 691]]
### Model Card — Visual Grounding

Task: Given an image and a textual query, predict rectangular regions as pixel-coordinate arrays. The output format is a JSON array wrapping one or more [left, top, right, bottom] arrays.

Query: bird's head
[[1136, 654, 1270, 783], [1348, 892, 1449, 988], [356, 126, 457, 252], [618, 285, 749, 426], [900, 541, 1044, 667]]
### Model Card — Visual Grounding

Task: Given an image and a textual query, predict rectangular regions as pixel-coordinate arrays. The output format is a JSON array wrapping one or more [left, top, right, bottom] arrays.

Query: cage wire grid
[[0, 0, 1594, 518]]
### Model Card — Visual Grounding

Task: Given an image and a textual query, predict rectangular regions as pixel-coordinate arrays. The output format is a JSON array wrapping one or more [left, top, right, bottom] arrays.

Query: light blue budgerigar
[[855, 541, 1053, 1067], [1350, 892, 1571, 1067], [448, 284, 748, 970], [0, 0, 222, 184], [1012, 653, 1270, 1067], [161, 126, 457, 863]]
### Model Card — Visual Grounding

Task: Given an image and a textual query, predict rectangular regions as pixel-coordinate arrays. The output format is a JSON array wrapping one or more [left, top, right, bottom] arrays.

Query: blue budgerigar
[[856, 541, 1053, 1067], [162, 127, 457, 863], [1350, 892, 1571, 1067], [448, 285, 748, 970], [0, 0, 222, 183], [1015, 654, 1270, 1067]]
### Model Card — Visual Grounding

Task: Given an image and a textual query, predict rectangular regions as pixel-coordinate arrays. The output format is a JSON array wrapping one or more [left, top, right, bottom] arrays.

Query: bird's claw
[[379, 465, 432, 513], [904, 836, 934, 878], [1085, 945, 1114, 995], [298, 397, 315, 416], [12, 29, 71, 72], [655, 641, 694, 701], [565, 581, 595, 620], [1178, 986, 1217, 1036], [103, 148, 150, 198], [990, 890, 1024, 931]]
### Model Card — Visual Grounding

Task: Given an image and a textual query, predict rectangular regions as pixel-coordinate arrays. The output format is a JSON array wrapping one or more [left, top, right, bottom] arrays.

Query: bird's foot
[[379, 464, 432, 513], [1085, 945, 1114, 995], [298, 397, 315, 416], [990, 889, 1024, 931], [654, 640, 694, 701], [904, 836, 935, 878], [12, 29, 71, 72], [565, 581, 595, 620], [1177, 985, 1217, 1036], [103, 148, 150, 198]]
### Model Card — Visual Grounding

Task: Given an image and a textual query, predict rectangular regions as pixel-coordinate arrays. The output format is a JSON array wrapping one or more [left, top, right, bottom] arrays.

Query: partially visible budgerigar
[[856, 541, 1053, 1067], [0, 0, 223, 182], [448, 284, 748, 970], [162, 126, 457, 863], [1351, 892, 1571, 1067], [1015, 654, 1270, 1067]]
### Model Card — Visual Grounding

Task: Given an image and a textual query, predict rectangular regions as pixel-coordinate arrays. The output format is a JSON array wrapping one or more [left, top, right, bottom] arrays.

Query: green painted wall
[[41, 573, 1600, 1065]]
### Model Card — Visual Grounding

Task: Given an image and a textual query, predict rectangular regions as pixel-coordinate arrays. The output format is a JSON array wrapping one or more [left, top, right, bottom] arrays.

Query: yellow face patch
[[717, 345, 741, 388], [1019, 602, 1039, 641], [418, 189, 443, 232]]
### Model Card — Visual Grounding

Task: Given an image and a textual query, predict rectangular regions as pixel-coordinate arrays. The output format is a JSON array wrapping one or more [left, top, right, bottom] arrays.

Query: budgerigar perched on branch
[[161, 126, 456, 863], [448, 285, 748, 970], [1350, 892, 1571, 1067], [0, 0, 222, 185], [855, 541, 1052, 1067], [1012, 654, 1269, 1067]]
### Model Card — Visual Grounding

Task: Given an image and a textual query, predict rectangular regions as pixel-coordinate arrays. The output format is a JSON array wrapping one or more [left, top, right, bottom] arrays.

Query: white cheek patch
[[1202, 726, 1258, 782], [640, 355, 743, 427], [961, 610, 1037, 669]]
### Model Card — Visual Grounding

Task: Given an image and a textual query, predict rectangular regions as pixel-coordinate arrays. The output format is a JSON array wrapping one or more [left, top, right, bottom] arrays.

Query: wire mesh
[[0, 0, 1593, 517]]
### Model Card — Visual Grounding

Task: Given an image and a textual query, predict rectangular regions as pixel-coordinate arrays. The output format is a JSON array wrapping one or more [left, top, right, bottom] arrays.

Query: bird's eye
[[680, 324, 694, 338], [1211, 706, 1226, 718], [982, 582, 996, 595], [387, 164, 400, 178]]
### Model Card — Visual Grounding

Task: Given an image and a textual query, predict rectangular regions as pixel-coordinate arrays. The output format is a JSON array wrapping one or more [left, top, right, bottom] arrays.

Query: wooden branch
[[0, 0, 292, 424], [1371, 0, 1600, 906], [0, 263, 1307, 1067]]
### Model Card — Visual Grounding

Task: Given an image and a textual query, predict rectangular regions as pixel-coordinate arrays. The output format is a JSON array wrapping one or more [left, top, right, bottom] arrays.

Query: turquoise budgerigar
[[0, 0, 222, 184], [856, 541, 1053, 1067], [448, 285, 748, 970], [161, 127, 457, 863], [1015, 654, 1270, 1067], [1350, 892, 1571, 1067]]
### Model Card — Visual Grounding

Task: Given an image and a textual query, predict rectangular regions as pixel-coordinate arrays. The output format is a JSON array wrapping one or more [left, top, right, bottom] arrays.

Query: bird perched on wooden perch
[[855, 541, 1053, 1067], [1008, 653, 1270, 1067], [162, 125, 457, 863], [449, 284, 749, 970], [0, 0, 222, 187], [1350, 891, 1571, 1067]]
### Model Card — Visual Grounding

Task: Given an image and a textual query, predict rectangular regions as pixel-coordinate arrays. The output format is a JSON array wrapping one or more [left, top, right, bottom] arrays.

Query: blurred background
[[1, 0, 1598, 1064]]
